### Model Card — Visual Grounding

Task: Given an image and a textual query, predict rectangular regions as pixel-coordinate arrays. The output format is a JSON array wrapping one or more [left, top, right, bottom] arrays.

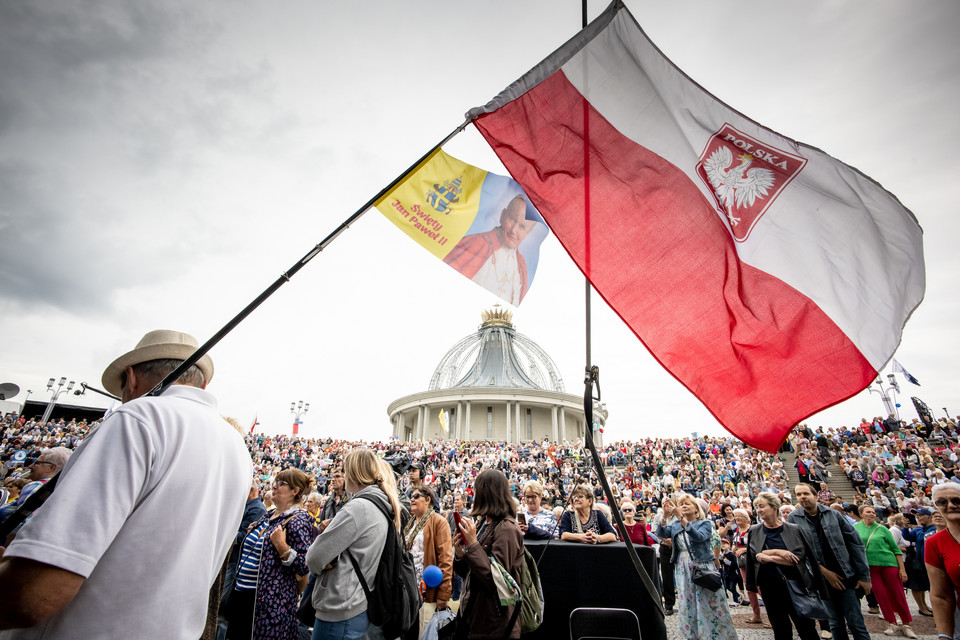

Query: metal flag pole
[[0, 119, 471, 541], [146, 119, 471, 398], [576, 0, 665, 619]]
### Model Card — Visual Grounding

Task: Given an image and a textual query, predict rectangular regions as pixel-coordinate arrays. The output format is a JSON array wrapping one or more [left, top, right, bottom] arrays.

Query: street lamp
[[39, 377, 75, 426], [17, 389, 33, 419], [290, 400, 309, 435], [867, 375, 900, 420]]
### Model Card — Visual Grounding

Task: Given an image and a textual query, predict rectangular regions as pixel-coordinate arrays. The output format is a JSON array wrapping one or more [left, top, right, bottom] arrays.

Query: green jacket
[[854, 521, 902, 568]]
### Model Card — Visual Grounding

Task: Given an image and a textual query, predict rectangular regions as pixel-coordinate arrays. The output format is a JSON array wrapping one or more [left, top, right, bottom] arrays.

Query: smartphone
[[453, 511, 463, 530], [517, 513, 526, 525]]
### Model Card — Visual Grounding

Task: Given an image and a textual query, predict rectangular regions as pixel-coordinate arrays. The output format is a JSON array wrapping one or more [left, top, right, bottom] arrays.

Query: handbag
[[782, 572, 829, 619], [691, 563, 724, 591], [682, 529, 723, 591], [421, 608, 458, 640], [296, 574, 317, 626]]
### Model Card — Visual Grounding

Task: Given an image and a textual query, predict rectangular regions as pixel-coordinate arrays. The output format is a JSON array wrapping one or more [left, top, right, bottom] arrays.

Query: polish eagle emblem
[[702, 147, 775, 227]]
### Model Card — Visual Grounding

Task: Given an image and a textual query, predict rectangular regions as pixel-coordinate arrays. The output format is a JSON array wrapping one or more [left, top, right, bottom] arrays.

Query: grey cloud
[[0, 1, 300, 312], [0, 159, 198, 312]]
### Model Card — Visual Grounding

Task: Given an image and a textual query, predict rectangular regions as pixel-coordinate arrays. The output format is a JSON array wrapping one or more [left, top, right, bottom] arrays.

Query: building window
[[526, 408, 532, 440], [487, 406, 493, 439]]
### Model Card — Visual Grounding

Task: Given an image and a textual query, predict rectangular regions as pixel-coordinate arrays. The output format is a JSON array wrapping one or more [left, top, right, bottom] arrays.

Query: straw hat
[[101, 329, 214, 397]]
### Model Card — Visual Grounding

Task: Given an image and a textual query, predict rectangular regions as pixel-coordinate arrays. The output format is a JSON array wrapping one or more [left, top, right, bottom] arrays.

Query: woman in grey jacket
[[746, 491, 826, 640], [305, 450, 402, 640]]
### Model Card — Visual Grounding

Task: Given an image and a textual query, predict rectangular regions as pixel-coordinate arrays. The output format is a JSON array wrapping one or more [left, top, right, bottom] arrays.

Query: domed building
[[387, 307, 607, 444]]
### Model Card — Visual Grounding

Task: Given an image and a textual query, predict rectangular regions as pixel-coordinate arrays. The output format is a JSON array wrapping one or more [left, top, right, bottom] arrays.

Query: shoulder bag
[[778, 566, 829, 619], [682, 528, 723, 591]]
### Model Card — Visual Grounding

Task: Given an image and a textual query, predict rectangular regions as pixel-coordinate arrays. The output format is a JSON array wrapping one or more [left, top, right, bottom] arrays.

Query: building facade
[[387, 307, 606, 444]]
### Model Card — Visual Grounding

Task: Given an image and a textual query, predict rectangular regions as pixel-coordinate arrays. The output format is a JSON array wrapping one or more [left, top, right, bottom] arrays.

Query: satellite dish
[[0, 382, 20, 401]]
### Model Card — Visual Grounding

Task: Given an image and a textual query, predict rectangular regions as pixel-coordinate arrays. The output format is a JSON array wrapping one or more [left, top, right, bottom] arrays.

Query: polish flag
[[468, 1, 924, 452]]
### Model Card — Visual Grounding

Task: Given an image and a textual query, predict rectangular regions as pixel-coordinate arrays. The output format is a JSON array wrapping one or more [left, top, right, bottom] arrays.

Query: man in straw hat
[[0, 330, 252, 639]]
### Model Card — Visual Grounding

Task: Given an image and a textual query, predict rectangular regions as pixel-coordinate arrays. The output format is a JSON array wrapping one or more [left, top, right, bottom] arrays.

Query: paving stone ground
[[659, 590, 939, 640]]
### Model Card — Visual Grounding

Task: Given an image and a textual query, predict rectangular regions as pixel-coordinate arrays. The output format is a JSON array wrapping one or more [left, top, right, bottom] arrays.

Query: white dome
[[428, 307, 565, 393]]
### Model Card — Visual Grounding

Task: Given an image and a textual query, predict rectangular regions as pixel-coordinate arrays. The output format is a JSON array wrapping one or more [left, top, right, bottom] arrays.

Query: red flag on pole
[[468, 0, 924, 452]]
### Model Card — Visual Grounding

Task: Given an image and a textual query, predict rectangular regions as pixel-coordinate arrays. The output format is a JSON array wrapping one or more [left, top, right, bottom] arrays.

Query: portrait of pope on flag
[[375, 148, 549, 307], [443, 190, 545, 305]]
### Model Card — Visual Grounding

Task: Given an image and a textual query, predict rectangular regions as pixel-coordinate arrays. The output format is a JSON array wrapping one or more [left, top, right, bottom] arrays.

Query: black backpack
[[346, 493, 421, 639]]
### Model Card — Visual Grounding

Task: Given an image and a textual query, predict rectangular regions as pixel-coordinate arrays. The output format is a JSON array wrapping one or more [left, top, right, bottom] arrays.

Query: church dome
[[428, 306, 565, 392]]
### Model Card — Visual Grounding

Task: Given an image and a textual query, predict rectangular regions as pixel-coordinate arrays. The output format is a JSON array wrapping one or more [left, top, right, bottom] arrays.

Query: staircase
[[780, 448, 859, 504]]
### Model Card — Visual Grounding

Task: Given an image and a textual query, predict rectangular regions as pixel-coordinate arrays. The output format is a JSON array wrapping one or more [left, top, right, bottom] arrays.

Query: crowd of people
[[791, 418, 960, 515], [3, 361, 960, 640]]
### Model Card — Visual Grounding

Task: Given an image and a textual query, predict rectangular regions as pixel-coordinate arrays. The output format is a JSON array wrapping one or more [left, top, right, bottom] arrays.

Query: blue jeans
[[824, 587, 870, 640], [451, 573, 463, 601], [311, 611, 369, 640]]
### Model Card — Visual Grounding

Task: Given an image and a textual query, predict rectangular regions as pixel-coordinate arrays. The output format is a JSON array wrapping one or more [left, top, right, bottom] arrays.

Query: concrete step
[[780, 449, 861, 504]]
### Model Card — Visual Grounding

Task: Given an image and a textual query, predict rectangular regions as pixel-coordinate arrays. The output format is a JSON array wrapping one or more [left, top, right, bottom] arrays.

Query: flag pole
[[577, 0, 665, 618], [0, 119, 471, 541], [145, 118, 471, 399], [582, 0, 592, 372]]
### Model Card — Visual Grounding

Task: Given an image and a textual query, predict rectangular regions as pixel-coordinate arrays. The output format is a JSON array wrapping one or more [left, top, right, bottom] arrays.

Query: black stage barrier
[[524, 540, 666, 640]]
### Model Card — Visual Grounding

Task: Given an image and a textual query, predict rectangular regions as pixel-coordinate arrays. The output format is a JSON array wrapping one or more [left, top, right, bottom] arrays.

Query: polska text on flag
[[467, 0, 924, 452], [375, 149, 549, 306]]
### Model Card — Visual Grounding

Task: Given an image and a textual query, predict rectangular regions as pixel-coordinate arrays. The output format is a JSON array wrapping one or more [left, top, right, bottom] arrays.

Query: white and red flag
[[468, 0, 924, 452]]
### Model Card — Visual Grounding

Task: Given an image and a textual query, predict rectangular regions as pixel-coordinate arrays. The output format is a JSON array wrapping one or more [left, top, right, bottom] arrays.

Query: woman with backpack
[[453, 469, 524, 639], [305, 449, 402, 640]]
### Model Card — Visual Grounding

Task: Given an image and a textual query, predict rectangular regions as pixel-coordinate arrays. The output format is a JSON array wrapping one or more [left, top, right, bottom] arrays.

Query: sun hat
[[101, 329, 214, 397]]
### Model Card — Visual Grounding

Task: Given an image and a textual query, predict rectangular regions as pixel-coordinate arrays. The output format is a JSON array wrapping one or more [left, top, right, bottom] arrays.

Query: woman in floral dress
[[658, 494, 738, 640]]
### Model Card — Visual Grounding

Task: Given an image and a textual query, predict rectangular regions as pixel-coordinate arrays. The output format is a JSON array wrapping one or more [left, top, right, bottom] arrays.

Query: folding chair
[[569, 607, 642, 640]]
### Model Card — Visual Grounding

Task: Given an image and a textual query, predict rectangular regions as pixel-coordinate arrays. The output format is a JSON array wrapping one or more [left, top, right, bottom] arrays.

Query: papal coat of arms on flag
[[425, 176, 463, 214], [697, 124, 807, 241]]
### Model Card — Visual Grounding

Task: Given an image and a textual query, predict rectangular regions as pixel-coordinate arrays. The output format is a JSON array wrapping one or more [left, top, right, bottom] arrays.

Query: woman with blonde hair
[[305, 449, 401, 640], [658, 494, 737, 640], [746, 492, 825, 640], [519, 479, 558, 539]]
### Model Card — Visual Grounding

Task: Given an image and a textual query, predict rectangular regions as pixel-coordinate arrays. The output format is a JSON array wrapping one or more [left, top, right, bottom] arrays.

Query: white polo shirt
[[4, 386, 252, 639]]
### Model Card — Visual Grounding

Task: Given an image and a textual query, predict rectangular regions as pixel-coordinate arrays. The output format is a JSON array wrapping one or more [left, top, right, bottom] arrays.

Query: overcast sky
[[2, 0, 957, 444]]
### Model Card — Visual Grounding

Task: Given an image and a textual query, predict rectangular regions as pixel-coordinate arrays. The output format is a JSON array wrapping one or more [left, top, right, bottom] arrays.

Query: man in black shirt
[[789, 483, 870, 640]]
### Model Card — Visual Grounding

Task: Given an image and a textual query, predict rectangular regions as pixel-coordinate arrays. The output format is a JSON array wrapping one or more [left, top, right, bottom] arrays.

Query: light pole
[[867, 375, 900, 420], [290, 400, 309, 435], [22, 389, 32, 415], [39, 377, 75, 426]]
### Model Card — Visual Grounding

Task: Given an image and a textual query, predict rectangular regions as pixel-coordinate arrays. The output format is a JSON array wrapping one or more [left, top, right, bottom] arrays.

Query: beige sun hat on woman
[[101, 329, 214, 397]]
